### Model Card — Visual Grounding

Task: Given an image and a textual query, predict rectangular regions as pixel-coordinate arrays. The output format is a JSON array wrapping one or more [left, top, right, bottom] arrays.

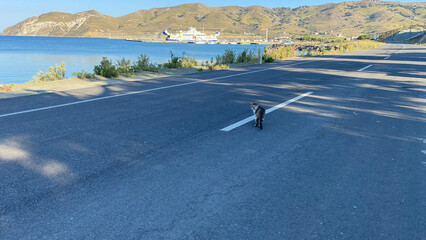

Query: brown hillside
[[2, 1, 425, 39]]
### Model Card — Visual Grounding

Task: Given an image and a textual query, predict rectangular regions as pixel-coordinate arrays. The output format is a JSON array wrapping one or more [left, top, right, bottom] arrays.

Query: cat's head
[[250, 102, 259, 110]]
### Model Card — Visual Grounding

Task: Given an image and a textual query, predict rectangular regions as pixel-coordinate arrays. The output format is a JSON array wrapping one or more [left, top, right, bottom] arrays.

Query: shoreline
[[0, 63, 257, 99], [0, 40, 387, 99], [0, 67, 203, 99], [0, 35, 276, 45]]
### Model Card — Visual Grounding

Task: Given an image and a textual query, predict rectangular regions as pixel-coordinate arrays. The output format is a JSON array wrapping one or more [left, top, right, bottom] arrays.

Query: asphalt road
[[0, 43, 425, 239]]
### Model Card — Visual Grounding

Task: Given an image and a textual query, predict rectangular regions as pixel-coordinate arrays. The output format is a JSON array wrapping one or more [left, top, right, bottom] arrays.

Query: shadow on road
[[0, 44, 425, 238]]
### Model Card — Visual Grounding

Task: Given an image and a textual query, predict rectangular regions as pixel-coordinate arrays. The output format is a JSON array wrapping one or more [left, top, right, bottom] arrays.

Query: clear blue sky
[[0, 0, 417, 33]]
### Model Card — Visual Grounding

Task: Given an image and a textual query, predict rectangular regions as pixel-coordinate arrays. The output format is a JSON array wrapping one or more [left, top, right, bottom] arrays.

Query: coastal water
[[0, 36, 268, 84]]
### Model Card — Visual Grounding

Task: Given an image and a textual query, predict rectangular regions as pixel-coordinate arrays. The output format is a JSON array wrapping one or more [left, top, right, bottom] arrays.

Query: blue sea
[[0, 36, 268, 84]]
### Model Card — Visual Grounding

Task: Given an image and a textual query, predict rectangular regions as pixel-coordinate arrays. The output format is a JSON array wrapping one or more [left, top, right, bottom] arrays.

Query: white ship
[[163, 27, 220, 43]]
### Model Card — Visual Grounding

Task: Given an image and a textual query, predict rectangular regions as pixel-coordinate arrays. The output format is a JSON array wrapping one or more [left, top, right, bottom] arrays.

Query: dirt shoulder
[[0, 68, 201, 99]]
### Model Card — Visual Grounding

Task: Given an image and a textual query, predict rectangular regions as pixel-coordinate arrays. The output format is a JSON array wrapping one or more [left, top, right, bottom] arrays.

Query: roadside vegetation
[[93, 57, 120, 78], [216, 49, 261, 65], [72, 70, 94, 79], [1, 38, 385, 93], [25, 40, 382, 82], [30, 62, 66, 83], [89, 49, 264, 79], [266, 39, 384, 60]]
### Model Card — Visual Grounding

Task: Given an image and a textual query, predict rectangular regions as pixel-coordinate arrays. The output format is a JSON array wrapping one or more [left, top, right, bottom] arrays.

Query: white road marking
[[0, 61, 318, 119], [357, 65, 373, 72], [394, 44, 405, 54], [220, 92, 313, 132], [384, 44, 405, 60]]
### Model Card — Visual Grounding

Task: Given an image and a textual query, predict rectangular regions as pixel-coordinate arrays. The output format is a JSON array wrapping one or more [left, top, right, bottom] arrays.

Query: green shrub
[[181, 56, 198, 68], [267, 46, 296, 60], [32, 62, 66, 82], [116, 58, 133, 76], [207, 64, 229, 71], [94, 57, 119, 78], [162, 51, 182, 69], [236, 49, 259, 63], [220, 64, 230, 69], [161, 53, 198, 69], [132, 54, 158, 72], [262, 54, 275, 63], [72, 70, 94, 79], [216, 49, 236, 65], [208, 64, 219, 70]]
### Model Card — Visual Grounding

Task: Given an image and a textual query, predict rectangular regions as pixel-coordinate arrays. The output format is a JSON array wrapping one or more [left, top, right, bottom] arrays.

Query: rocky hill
[[2, 1, 425, 39]]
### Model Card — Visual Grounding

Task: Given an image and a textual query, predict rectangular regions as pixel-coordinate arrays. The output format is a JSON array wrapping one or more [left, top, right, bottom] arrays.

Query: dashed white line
[[384, 44, 406, 60], [357, 65, 373, 72], [220, 92, 313, 132]]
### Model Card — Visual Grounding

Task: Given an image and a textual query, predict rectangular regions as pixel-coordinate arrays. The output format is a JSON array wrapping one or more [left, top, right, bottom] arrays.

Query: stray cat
[[250, 102, 265, 130]]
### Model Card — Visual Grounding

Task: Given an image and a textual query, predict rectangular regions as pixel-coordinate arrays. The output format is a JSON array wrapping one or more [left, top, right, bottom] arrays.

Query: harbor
[[125, 26, 276, 45]]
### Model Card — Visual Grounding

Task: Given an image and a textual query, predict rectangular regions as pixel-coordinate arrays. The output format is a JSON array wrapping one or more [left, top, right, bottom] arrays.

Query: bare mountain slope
[[2, 1, 425, 39]]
